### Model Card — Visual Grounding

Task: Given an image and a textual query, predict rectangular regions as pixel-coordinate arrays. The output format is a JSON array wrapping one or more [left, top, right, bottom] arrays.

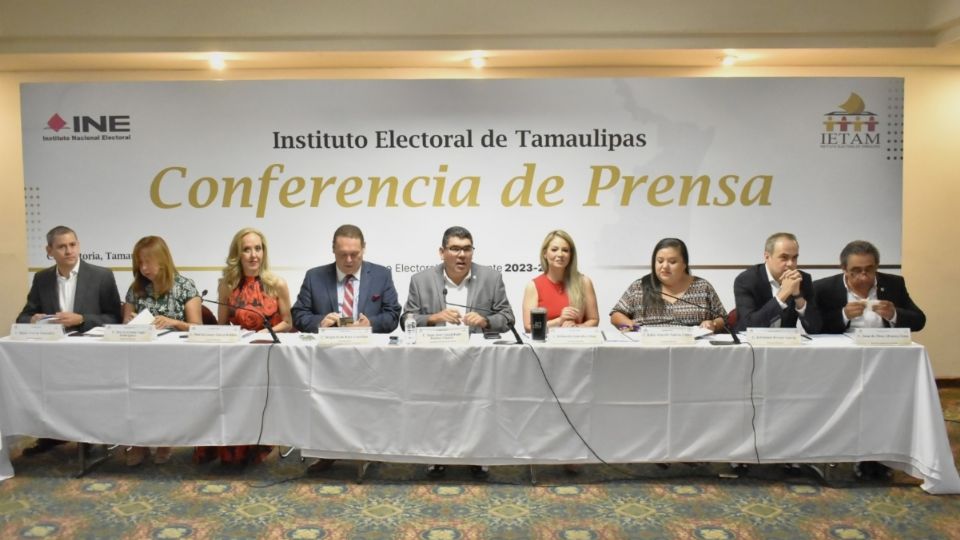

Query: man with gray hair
[[733, 232, 821, 333], [814, 240, 925, 334]]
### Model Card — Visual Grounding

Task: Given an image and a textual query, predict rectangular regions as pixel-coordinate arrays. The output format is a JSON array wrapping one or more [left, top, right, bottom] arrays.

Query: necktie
[[342, 275, 355, 319]]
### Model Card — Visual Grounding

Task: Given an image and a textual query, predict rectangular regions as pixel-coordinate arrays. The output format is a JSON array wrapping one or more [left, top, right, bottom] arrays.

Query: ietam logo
[[820, 93, 880, 148], [42, 113, 132, 142]]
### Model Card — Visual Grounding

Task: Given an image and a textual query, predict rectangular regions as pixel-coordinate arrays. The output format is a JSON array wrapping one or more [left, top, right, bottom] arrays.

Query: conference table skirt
[[0, 334, 957, 494]]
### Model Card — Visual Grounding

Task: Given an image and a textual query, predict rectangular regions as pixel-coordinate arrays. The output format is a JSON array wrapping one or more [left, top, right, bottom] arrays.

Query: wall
[[1, 65, 957, 376]]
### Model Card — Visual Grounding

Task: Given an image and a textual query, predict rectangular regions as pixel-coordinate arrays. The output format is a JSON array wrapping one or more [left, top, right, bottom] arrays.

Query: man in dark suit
[[734, 232, 821, 333], [815, 240, 924, 481], [16, 225, 122, 455], [814, 240, 925, 334], [292, 224, 401, 334], [292, 224, 401, 473]]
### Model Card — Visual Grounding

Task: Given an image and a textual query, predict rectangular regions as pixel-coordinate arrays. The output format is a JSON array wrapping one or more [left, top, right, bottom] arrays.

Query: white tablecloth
[[1, 333, 957, 493]]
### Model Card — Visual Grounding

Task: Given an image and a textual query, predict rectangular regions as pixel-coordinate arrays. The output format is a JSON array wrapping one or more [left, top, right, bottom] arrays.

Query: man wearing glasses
[[401, 225, 515, 480], [814, 240, 925, 334], [401, 225, 514, 334]]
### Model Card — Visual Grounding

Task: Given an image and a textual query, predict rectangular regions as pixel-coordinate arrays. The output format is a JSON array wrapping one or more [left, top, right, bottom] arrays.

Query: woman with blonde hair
[[122, 235, 202, 466], [216, 227, 292, 334], [522, 230, 599, 332], [193, 227, 292, 468]]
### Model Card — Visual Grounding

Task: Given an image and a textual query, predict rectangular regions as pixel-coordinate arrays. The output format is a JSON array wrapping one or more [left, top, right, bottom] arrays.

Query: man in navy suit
[[293, 224, 402, 473], [16, 225, 122, 455], [733, 232, 821, 333], [292, 224, 401, 333], [814, 240, 925, 333]]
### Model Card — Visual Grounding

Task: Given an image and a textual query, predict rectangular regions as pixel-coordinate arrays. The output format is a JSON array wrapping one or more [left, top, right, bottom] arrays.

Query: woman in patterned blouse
[[122, 235, 201, 466], [610, 237, 727, 331]]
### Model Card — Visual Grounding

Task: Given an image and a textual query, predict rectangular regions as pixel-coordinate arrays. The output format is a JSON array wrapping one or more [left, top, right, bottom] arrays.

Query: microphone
[[657, 289, 742, 346], [200, 289, 281, 344], [442, 288, 523, 345]]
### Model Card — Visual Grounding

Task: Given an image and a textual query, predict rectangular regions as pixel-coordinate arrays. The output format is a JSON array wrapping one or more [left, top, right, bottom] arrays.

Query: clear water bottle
[[405, 313, 417, 345]]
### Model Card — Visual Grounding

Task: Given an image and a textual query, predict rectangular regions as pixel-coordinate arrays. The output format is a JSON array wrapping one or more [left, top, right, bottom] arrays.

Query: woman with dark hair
[[122, 235, 202, 466], [610, 238, 726, 330]]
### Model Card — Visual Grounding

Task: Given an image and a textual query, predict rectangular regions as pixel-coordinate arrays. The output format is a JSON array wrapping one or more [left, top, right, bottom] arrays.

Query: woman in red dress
[[522, 230, 599, 333], [194, 227, 293, 467]]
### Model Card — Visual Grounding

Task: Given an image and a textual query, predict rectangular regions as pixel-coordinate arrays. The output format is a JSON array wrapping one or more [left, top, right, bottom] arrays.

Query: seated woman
[[122, 235, 202, 466], [610, 237, 726, 330], [522, 229, 599, 332], [194, 227, 292, 468]]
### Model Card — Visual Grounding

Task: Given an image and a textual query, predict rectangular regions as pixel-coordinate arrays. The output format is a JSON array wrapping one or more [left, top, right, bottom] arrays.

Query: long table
[[1, 333, 957, 494]]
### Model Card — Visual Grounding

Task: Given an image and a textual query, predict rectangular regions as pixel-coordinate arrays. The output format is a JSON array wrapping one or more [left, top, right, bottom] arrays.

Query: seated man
[[402, 225, 515, 479], [814, 239, 924, 481], [292, 224, 401, 333], [814, 240, 925, 333], [16, 225, 122, 456], [292, 224, 400, 473], [402, 225, 514, 334], [734, 232, 821, 333]]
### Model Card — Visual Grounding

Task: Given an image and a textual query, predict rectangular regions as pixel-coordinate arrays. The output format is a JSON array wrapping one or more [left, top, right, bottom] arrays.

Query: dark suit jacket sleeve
[[882, 274, 926, 331], [733, 267, 783, 331], [797, 272, 822, 334], [292, 269, 324, 332], [80, 266, 122, 331], [16, 271, 47, 323], [366, 266, 401, 333], [814, 275, 848, 334]]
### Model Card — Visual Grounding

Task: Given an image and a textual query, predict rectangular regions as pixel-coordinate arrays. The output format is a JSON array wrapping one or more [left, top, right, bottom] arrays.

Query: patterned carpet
[[2, 388, 959, 539]]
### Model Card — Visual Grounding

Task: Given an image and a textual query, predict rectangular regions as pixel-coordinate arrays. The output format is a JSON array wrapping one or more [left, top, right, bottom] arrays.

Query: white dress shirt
[[443, 269, 472, 324], [842, 276, 893, 328], [57, 262, 80, 313]]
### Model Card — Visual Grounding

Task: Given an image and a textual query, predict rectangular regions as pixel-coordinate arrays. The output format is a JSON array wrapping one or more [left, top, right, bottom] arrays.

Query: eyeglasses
[[845, 267, 877, 276], [445, 246, 475, 255]]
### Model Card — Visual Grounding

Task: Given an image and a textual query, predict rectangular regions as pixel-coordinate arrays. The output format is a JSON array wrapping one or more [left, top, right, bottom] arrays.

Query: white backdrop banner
[[19, 78, 903, 322]]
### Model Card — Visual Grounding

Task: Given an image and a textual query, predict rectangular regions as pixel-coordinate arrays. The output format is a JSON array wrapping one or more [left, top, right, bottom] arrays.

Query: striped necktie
[[342, 274, 355, 319]]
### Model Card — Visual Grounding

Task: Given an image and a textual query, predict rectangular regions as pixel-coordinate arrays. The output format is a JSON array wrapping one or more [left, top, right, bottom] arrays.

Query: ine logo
[[820, 93, 880, 148], [42, 113, 132, 142]]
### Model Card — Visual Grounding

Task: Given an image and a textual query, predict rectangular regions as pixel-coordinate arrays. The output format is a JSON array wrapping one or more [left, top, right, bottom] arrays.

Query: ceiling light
[[469, 51, 487, 69], [209, 53, 227, 71]]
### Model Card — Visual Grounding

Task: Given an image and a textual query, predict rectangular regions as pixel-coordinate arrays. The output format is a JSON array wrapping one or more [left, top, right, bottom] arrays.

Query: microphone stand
[[658, 289, 742, 346], [441, 290, 523, 345], [200, 290, 281, 344]]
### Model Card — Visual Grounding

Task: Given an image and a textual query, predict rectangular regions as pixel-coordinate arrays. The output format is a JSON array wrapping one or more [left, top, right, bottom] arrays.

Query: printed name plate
[[103, 324, 155, 342], [547, 327, 603, 345], [639, 326, 695, 345], [746, 327, 802, 346], [850, 327, 912, 346], [188, 325, 243, 343], [316, 326, 373, 346], [9, 323, 65, 341], [416, 325, 470, 346]]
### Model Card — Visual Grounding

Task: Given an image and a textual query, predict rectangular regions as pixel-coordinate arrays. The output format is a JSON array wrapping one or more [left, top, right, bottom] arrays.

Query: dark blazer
[[733, 263, 822, 333], [813, 272, 926, 333], [292, 261, 401, 333], [401, 263, 515, 333], [16, 260, 122, 332]]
